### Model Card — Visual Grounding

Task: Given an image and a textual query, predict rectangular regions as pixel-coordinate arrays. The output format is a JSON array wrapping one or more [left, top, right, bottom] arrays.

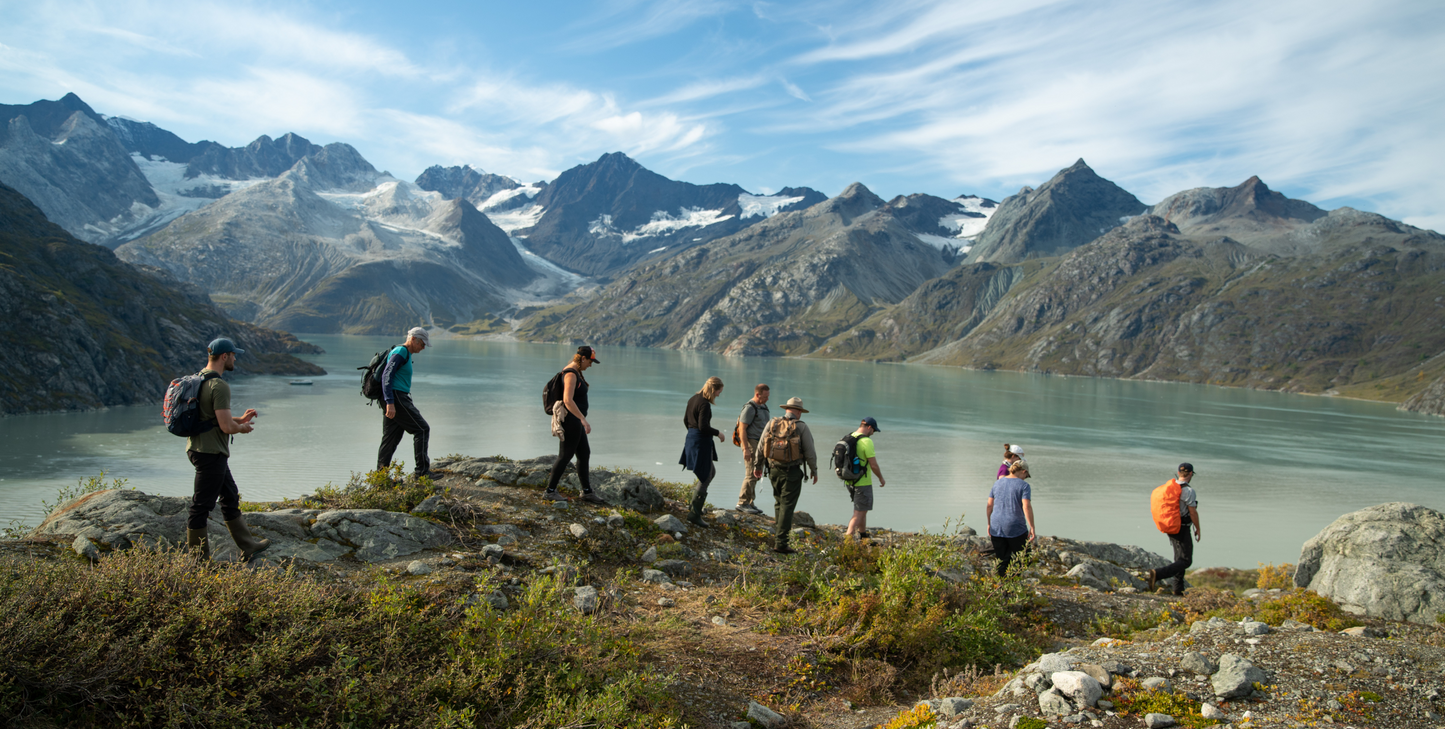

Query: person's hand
[[1028, 529, 1036, 542], [1194, 526, 1202, 542], [753, 469, 763, 479], [240, 422, 254, 434], [385, 403, 396, 419], [239, 408, 258, 423], [811, 473, 818, 484], [582, 419, 592, 434], [716, 432, 725, 443], [878, 477, 886, 488]]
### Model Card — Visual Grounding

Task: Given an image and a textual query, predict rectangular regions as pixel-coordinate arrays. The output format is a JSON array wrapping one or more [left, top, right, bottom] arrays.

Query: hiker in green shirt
[[185, 338, 270, 562], [845, 417, 885, 542]]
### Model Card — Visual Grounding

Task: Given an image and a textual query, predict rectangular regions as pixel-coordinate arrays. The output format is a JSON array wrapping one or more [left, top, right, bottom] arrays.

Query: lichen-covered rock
[[1211, 654, 1267, 699], [654, 514, 688, 533], [595, 473, 664, 513], [311, 509, 452, 562], [1294, 502, 1445, 624]]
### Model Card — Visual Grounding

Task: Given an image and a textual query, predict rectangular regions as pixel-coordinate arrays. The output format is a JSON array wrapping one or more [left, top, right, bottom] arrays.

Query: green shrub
[[0, 549, 680, 728], [287, 464, 439, 513], [42, 470, 131, 515], [1113, 683, 1220, 727]]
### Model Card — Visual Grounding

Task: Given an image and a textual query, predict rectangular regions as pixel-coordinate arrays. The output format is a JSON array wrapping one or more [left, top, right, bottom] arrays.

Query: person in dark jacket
[[378, 327, 431, 477], [680, 376, 726, 526], [544, 346, 608, 504]]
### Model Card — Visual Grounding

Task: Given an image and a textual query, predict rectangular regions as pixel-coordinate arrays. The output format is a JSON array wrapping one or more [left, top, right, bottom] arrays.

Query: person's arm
[[1022, 498, 1036, 541], [563, 372, 590, 434], [382, 349, 406, 419], [867, 456, 884, 487], [1189, 505, 1201, 541], [751, 420, 769, 477], [802, 424, 818, 483], [739, 403, 755, 459], [704, 401, 723, 442], [986, 496, 995, 532], [213, 408, 255, 435]]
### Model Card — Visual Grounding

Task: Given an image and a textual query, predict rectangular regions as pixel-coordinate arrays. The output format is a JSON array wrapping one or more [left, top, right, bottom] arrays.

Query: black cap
[[1178, 462, 1196, 473], [577, 345, 600, 363], [861, 416, 880, 431]]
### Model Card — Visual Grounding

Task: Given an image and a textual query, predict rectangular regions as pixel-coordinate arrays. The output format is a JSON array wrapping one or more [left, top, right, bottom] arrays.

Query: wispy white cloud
[[560, 0, 740, 52]]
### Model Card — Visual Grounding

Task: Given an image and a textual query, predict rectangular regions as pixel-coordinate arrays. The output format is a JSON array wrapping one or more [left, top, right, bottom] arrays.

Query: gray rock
[[71, 534, 101, 561], [1294, 502, 1445, 624], [1050, 537, 1168, 570], [406, 560, 433, 575], [711, 616, 728, 626], [483, 591, 508, 610], [993, 703, 1021, 715], [1144, 713, 1176, 728], [594, 474, 665, 513], [655, 559, 691, 576], [1038, 689, 1073, 715], [1180, 652, 1216, 675], [481, 544, 504, 560], [1067, 559, 1147, 591], [710, 510, 737, 526], [641, 546, 659, 563], [1051, 671, 1101, 708], [1077, 663, 1111, 689], [641, 569, 671, 584], [747, 700, 786, 728], [496, 534, 517, 546], [654, 514, 688, 533], [540, 564, 578, 584], [936, 566, 974, 584], [1100, 660, 1131, 675], [481, 463, 524, 484], [729, 723, 751, 729], [607, 514, 626, 528], [1341, 625, 1384, 637], [573, 586, 599, 614], [657, 597, 676, 607], [1142, 677, 1170, 691], [1211, 654, 1267, 699], [568, 523, 588, 539], [1036, 652, 1079, 673], [1200, 703, 1225, 720], [1278, 618, 1315, 632], [938, 697, 973, 717], [1242, 620, 1271, 636], [1096, 700, 1114, 710], [433, 456, 501, 478], [409, 494, 447, 515], [792, 511, 815, 527], [1022, 672, 1050, 693], [477, 524, 530, 540]]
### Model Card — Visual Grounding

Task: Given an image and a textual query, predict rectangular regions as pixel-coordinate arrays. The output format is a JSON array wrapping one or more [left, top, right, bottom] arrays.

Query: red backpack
[[1150, 479, 1182, 534]]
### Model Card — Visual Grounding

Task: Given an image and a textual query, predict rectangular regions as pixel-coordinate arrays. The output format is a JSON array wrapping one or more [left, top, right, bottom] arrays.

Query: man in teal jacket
[[378, 327, 431, 476]]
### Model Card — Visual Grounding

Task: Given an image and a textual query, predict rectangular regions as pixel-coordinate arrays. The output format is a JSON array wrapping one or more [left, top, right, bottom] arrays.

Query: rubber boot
[[225, 516, 271, 562], [186, 527, 211, 561]]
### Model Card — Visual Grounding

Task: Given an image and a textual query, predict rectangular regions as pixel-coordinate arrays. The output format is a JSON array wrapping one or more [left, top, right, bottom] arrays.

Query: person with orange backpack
[[1145, 463, 1202, 595]]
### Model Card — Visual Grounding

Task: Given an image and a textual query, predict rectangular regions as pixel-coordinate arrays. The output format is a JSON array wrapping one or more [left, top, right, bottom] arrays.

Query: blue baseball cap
[[207, 337, 244, 355], [861, 416, 881, 431]]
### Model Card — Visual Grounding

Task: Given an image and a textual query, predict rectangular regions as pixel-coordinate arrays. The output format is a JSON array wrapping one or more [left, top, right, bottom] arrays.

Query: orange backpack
[[1150, 479, 1182, 534]]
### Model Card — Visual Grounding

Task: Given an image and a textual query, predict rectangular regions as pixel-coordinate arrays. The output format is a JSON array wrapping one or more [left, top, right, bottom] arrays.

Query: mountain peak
[[57, 92, 97, 116], [967, 161, 1145, 264], [1145, 176, 1326, 250]]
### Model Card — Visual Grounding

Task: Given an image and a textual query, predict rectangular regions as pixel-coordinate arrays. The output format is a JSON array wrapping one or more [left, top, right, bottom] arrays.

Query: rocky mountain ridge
[[0, 182, 322, 415]]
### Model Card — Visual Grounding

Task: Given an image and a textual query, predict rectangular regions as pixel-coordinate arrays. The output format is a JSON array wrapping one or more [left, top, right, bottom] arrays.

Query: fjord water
[[3, 335, 1442, 568]]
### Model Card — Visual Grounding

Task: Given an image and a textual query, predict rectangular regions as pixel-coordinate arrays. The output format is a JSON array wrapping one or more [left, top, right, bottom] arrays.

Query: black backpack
[[162, 371, 220, 437], [832, 433, 866, 484], [359, 345, 408, 404], [543, 367, 582, 414]]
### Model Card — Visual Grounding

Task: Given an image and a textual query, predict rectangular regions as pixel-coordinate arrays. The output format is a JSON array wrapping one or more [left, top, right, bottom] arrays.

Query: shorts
[[847, 484, 873, 511]]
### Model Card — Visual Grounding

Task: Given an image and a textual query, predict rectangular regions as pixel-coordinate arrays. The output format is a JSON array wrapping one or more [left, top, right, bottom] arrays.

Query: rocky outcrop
[[0, 182, 322, 415], [30, 489, 451, 563], [1293, 502, 1445, 624], [415, 164, 528, 209], [432, 455, 665, 512], [1399, 372, 1445, 416], [1147, 176, 1326, 252]]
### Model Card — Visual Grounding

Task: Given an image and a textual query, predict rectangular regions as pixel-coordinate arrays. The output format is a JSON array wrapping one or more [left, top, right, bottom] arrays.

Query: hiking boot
[[736, 503, 763, 515], [858, 529, 871, 540], [224, 516, 270, 562], [186, 527, 210, 562], [580, 491, 609, 505], [541, 490, 565, 501], [772, 543, 797, 555], [1145, 569, 1157, 591], [686, 513, 705, 528]]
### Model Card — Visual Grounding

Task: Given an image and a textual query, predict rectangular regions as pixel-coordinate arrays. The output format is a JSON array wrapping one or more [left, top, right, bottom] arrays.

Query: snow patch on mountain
[[739, 192, 804, 219], [507, 236, 589, 304], [481, 184, 541, 209], [487, 203, 545, 233], [623, 207, 734, 242], [116, 154, 270, 242]]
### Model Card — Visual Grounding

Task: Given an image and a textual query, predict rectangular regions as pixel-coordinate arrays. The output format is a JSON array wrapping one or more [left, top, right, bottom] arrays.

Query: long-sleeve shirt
[[684, 393, 720, 437], [751, 415, 817, 477], [381, 346, 412, 404]]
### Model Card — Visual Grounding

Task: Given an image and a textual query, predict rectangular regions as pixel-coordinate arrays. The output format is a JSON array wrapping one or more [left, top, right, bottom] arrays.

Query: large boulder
[[30, 489, 451, 563], [1294, 502, 1445, 624], [1066, 560, 1146, 591], [593, 473, 665, 513], [1054, 538, 1168, 570]]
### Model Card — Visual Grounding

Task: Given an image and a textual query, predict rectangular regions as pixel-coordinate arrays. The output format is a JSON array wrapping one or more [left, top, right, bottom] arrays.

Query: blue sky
[[2, 0, 1444, 230]]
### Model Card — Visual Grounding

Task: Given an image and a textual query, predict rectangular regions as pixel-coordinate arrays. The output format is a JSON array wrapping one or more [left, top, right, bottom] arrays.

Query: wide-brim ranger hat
[[577, 345, 600, 363], [780, 397, 808, 413], [207, 337, 244, 355]]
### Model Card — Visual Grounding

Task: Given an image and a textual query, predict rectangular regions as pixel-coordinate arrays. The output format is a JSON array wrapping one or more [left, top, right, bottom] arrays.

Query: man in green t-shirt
[[185, 338, 269, 562], [845, 417, 885, 541]]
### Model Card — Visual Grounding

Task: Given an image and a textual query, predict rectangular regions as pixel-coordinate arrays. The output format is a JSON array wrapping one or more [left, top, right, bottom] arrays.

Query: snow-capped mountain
[[874, 192, 1000, 256]]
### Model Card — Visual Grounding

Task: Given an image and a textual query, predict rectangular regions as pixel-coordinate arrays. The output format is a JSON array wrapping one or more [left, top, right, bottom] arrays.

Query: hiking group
[[169, 334, 1202, 586]]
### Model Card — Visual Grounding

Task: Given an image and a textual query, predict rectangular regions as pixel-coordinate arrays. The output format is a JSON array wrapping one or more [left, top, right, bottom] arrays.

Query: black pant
[[1154, 525, 1194, 593], [688, 463, 716, 518], [547, 416, 592, 492], [768, 463, 804, 546], [187, 451, 242, 530], [991, 533, 1029, 577], [378, 392, 430, 475]]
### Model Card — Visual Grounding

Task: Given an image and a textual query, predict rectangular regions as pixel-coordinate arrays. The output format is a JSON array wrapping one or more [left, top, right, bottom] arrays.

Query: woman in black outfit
[[544, 346, 607, 504], [680, 376, 726, 526]]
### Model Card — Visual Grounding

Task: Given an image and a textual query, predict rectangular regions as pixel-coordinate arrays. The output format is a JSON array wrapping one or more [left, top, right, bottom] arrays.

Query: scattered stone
[[71, 535, 101, 561], [1036, 652, 1080, 673], [709, 510, 737, 526], [654, 514, 688, 533], [552, 501, 569, 510], [1294, 502, 1445, 624], [1051, 671, 1102, 708], [711, 616, 728, 626], [1142, 677, 1170, 691], [655, 559, 692, 577], [641, 546, 659, 563], [539, 564, 577, 584], [641, 569, 671, 584], [1341, 626, 1384, 637], [657, 597, 675, 607], [1096, 700, 1114, 711], [1200, 703, 1225, 720], [606, 514, 625, 528], [496, 534, 517, 546], [477, 524, 530, 540], [659, 582, 679, 592], [994, 703, 1022, 715], [406, 560, 433, 575], [746, 700, 786, 728], [593, 473, 664, 513], [1180, 652, 1217, 675], [936, 566, 974, 584], [1023, 672, 1050, 693], [483, 591, 508, 610], [1144, 713, 1176, 728], [1038, 689, 1073, 715], [573, 586, 599, 614], [1211, 654, 1267, 699], [568, 523, 588, 539], [1077, 663, 1112, 689], [792, 511, 815, 527], [410, 494, 447, 515], [938, 697, 973, 717], [1278, 618, 1315, 632], [481, 544, 504, 560], [1242, 620, 1271, 636]]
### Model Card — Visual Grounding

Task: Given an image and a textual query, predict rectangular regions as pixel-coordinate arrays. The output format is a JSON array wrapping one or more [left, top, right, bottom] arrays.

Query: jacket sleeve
[[801, 423, 818, 476], [381, 349, 407, 404], [702, 401, 718, 437], [750, 419, 772, 471]]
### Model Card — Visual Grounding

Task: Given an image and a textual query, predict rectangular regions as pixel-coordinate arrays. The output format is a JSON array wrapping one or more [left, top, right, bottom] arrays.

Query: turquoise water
[[3, 334, 1442, 568]]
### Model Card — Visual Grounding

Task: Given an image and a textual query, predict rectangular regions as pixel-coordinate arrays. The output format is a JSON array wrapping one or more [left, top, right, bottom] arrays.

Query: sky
[[2, 0, 1443, 231]]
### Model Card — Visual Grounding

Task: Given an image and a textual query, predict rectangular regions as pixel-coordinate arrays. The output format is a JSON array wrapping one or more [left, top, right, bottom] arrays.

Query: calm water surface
[[3, 335, 1442, 568]]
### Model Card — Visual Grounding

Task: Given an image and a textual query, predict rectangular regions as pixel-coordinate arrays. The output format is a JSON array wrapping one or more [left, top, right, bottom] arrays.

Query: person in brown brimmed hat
[[750, 397, 817, 554], [543, 346, 608, 504]]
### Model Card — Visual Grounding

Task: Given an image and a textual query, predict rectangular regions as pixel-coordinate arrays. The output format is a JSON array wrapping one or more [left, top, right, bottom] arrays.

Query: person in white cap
[[378, 327, 431, 477], [996, 443, 1025, 479]]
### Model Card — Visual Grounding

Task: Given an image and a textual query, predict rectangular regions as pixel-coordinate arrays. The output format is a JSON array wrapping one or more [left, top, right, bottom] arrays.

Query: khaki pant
[[768, 463, 804, 547], [737, 438, 762, 506]]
